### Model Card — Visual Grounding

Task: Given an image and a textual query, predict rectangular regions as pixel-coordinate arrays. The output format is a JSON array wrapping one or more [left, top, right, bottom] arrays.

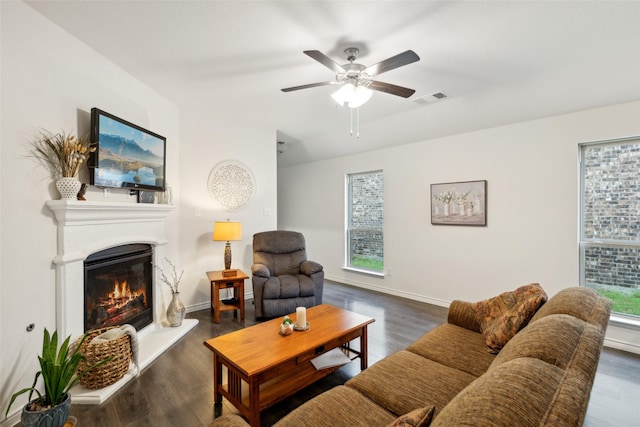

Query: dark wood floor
[[63, 281, 640, 427]]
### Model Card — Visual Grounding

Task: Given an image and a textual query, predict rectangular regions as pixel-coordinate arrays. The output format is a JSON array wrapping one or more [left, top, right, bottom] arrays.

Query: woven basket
[[75, 326, 132, 389]]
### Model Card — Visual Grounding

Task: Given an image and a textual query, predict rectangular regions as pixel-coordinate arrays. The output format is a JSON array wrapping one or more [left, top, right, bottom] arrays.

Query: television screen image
[[90, 108, 166, 192]]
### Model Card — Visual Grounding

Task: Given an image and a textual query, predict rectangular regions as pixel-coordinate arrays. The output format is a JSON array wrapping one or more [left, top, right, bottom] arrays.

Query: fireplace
[[84, 244, 153, 332], [46, 200, 198, 404]]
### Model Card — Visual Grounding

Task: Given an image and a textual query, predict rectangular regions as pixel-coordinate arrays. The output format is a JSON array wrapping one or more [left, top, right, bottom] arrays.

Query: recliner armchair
[[251, 230, 324, 319]]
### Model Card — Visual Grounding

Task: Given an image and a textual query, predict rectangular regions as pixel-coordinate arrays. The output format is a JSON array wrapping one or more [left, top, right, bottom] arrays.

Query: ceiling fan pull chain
[[350, 107, 354, 136], [348, 107, 360, 138]]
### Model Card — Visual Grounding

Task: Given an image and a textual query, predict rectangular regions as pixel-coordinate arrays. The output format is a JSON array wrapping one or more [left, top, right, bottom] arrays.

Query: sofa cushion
[[346, 350, 476, 417], [488, 314, 587, 372], [431, 358, 565, 427], [529, 286, 611, 327], [406, 324, 495, 377], [297, 275, 316, 297], [262, 275, 316, 300], [263, 277, 284, 299], [273, 385, 395, 427], [278, 275, 302, 298], [273, 252, 306, 276], [386, 406, 435, 427], [471, 283, 547, 353]]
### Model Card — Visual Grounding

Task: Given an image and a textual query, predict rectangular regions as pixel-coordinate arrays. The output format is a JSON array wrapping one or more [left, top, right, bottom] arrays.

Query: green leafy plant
[[5, 328, 109, 416], [282, 315, 294, 325]]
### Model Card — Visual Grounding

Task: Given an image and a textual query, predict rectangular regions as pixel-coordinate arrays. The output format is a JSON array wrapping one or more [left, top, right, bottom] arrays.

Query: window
[[346, 171, 384, 273], [580, 137, 640, 318]]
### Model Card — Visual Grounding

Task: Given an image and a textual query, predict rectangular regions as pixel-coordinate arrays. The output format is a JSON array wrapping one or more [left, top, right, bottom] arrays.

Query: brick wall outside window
[[348, 171, 383, 267], [582, 140, 640, 299]]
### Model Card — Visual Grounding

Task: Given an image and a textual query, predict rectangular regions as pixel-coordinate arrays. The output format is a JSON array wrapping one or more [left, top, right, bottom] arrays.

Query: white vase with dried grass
[[155, 258, 186, 327], [29, 130, 95, 200]]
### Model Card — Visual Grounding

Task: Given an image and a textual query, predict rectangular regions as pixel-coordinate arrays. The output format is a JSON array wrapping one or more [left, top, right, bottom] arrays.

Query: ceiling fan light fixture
[[348, 85, 372, 108], [283, 47, 420, 137], [331, 83, 372, 108], [331, 83, 354, 106]]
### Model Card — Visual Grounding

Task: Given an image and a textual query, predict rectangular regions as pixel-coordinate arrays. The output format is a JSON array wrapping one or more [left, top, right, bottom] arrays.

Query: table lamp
[[213, 220, 243, 277]]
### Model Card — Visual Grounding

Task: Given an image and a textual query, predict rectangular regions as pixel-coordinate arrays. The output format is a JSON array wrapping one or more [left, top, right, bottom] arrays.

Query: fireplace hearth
[[85, 244, 153, 332]]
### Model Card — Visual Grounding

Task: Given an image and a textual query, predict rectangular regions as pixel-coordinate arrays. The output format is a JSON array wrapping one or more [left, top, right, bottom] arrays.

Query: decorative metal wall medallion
[[207, 160, 255, 210]]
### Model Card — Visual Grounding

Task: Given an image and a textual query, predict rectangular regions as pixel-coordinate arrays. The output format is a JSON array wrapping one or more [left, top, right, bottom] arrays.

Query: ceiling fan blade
[[364, 50, 420, 76], [304, 50, 346, 74], [367, 80, 416, 98], [281, 81, 337, 92]]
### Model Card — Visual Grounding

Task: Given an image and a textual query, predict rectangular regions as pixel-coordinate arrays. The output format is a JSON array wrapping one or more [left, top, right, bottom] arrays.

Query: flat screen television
[[89, 108, 166, 192]]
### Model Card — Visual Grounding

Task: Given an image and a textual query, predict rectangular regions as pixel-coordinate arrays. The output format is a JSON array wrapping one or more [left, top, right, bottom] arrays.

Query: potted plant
[[4, 328, 108, 427], [28, 129, 95, 200], [280, 315, 295, 336]]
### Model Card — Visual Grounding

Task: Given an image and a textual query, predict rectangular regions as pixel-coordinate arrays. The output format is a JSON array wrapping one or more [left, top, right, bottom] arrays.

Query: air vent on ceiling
[[413, 91, 448, 105]]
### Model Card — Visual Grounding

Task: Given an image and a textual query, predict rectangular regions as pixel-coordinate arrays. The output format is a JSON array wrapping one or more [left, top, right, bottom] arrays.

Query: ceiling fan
[[281, 47, 420, 106]]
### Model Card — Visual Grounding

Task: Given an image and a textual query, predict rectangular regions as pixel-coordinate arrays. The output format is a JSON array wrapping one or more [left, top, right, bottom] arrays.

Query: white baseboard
[[1, 410, 19, 427], [185, 292, 254, 314], [186, 301, 210, 312], [604, 337, 640, 355]]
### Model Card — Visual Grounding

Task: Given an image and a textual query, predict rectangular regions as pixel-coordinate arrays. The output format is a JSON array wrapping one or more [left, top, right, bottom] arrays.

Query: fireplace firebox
[[84, 244, 153, 332]]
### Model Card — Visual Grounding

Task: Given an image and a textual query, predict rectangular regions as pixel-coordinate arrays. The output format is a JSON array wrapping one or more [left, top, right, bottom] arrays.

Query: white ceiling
[[26, 1, 640, 167]]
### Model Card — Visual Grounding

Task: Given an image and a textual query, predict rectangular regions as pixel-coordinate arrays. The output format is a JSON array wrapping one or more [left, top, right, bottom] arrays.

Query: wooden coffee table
[[204, 304, 375, 427]]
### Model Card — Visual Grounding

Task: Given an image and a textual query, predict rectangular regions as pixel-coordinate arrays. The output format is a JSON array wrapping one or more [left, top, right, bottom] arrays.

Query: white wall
[[0, 2, 182, 420], [177, 109, 277, 309], [278, 100, 640, 353], [1, 4, 279, 421], [0, 4, 279, 421]]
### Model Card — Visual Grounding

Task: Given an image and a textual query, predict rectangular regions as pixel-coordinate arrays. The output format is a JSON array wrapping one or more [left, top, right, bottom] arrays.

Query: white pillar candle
[[296, 307, 306, 328]]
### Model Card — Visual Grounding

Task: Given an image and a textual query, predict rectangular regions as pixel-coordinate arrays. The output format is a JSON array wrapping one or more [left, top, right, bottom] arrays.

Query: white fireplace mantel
[[46, 200, 175, 337], [45, 200, 198, 404], [46, 200, 174, 225]]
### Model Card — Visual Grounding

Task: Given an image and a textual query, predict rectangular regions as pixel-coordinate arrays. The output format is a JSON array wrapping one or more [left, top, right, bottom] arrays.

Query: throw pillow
[[471, 283, 548, 354], [386, 406, 435, 427]]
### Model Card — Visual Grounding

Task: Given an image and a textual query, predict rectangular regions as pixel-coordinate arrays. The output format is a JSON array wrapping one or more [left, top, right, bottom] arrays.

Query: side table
[[206, 269, 248, 324]]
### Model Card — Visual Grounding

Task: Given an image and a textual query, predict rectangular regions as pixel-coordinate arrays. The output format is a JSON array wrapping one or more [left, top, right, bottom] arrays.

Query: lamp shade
[[212, 221, 243, 241]]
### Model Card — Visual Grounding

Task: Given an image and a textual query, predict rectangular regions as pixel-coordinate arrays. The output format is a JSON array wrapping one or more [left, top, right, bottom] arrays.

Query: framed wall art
[[431, 180, 487, 226]]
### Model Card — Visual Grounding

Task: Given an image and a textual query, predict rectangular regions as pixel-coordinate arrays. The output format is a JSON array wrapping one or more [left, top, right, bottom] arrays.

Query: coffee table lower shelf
[[219, 347, 360, 420]]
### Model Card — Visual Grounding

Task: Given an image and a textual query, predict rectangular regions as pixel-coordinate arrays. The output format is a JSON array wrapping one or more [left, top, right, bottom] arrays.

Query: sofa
[[215, 285, 611, 426], [251, 230, 324, 318]]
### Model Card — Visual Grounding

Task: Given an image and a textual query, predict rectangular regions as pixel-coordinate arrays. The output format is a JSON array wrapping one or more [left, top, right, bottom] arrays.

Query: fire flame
[[102, 280, 146, 315], [88, 277, 149, 329], [111, 280, 132, 299]]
